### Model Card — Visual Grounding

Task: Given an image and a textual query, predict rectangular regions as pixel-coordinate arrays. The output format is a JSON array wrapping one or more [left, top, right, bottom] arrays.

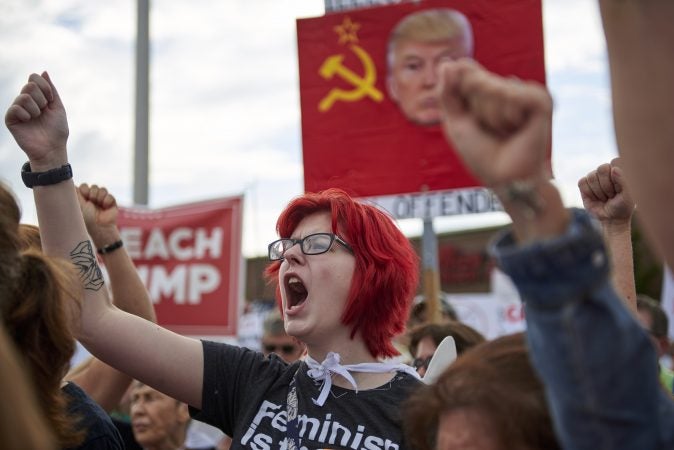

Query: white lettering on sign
[[123, 227, 143, 258], [367, 188, 502, 220], [136, 264, 221, 305], [121, 226, 225, 305], [120, 227, 224, 260]]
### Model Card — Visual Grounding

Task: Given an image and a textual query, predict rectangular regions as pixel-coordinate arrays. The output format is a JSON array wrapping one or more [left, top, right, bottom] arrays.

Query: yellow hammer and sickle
[[318, 44, 383, 112]]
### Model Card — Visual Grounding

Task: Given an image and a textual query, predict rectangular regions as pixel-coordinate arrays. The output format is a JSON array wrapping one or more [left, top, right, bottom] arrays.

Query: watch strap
[[97, 240, 124, 255], [21, 161, 73, 188]]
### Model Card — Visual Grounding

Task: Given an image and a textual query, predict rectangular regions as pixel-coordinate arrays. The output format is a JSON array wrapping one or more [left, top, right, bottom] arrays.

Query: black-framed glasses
[[263, 343, 298, 355], [412, 356, 433, 372], [268, 232, 353, 261]]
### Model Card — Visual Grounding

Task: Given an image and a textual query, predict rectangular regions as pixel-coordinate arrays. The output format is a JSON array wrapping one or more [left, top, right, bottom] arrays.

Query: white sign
[[366, 187, 502, 220]]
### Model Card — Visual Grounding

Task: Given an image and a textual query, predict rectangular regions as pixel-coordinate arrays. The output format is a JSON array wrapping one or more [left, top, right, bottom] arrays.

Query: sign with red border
[[298, 0, 546, 198], [117, 196, 243, 336]]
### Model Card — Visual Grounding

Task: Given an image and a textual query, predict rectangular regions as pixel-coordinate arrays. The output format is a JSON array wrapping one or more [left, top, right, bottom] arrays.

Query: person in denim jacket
[[435, 54, 674, 448]]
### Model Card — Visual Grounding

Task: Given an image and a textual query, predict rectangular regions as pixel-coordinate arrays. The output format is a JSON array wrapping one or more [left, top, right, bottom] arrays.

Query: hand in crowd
[[4, 72, 68, 167], [437, 58, 568, 243], [578, 158, 637, 308], [77, 183, 121, 248], [437, 58, 552, 188], [578, 158, 635, 228]]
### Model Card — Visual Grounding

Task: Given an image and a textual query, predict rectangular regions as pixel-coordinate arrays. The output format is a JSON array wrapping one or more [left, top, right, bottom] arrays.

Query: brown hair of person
[[18, 223, 42, 252], [0, 184, 22, 303], [0, 183, 86, 448], [0, 323, 57, 449], [403, 333, 560, 450]]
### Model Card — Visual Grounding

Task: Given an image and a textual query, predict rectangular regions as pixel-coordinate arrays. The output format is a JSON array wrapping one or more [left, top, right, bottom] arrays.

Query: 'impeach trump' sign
[[117, 196, 243, 336], [297, 0, 546, 198]]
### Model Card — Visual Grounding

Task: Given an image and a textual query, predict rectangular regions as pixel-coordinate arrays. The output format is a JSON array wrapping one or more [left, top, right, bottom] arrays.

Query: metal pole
[[134, 0, 150, 205], [422, 216, 442, 323]]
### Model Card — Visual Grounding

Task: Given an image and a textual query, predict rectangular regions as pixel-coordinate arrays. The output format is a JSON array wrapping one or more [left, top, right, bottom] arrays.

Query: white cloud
[[0, 0, 618, 257], [542, 0, 606, 73]]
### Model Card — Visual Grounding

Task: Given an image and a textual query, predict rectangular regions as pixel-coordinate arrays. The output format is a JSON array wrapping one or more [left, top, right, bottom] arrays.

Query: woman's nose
[[283, 242, 304, 265]]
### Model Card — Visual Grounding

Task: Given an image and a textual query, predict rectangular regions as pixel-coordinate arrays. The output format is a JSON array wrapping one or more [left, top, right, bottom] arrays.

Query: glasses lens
[[269, 239, 291, 260], [263, 344, 276, 352], [302, 233, 333, 255]]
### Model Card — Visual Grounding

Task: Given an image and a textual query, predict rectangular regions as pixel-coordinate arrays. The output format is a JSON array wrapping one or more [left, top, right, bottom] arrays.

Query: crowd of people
[[2, 0, 674, 449]]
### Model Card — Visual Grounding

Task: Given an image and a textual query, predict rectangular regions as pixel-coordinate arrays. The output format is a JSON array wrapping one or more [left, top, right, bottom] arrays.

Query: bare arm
[[437, 58, 674, 450], [578, 159, 636, 310], [599, 0, 674, 268], [5, 72, 204, 408], [76, 183, 157, 324], [437, 58, 569, 243], [67, 183, 158, 411]]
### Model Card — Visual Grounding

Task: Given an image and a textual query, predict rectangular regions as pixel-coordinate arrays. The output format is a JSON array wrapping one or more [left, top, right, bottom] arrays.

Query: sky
[[0, 0, 616, 258]]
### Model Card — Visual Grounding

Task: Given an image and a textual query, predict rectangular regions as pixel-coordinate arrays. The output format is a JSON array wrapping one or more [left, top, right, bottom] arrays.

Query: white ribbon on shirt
[[304, 352, 420, 406]]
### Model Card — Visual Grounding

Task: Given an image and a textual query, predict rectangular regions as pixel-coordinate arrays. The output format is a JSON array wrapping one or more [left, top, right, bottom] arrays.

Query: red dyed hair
[[265, 189, 419, 358]]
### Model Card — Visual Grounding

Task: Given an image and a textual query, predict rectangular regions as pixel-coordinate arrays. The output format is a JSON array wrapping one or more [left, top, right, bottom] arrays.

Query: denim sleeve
[[490, 208, 674, 450]]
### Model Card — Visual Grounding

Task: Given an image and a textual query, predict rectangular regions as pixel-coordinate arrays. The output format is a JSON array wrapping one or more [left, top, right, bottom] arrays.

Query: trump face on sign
[[386, 8, 473, 126]]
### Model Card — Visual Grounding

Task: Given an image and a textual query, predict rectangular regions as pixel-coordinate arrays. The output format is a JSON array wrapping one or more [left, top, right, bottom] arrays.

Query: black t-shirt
[[190, 341, 421, 450], [63, 382, 124, 450], [112, 417, 143, 450]]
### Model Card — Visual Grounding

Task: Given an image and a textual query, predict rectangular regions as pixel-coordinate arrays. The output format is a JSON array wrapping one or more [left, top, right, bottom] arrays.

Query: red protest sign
[[297, 0, 546, 197], [117, 196, 243, 336]]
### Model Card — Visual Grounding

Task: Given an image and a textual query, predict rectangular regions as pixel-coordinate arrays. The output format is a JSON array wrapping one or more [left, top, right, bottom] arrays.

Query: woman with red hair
[[265, 188, 419, 359], [5, 72, 422, 450]]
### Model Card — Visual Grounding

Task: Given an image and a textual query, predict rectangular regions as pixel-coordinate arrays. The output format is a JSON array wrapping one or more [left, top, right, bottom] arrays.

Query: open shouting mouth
[[285, 275, 308, 312]]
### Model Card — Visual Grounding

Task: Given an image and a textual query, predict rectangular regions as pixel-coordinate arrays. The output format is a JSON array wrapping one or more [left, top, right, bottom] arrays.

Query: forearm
[[93, 226, 156, 323], [32, 173, 114, 336], [492, 209, 672, 449], [103, 250, 157, 323], [30, 165, 145, 400], [526, 282, 666, 449], [497, 179, 570, 245], [602, 221, 636, 310], [599, 0, 674, 268], [70, 223, 154, 411]]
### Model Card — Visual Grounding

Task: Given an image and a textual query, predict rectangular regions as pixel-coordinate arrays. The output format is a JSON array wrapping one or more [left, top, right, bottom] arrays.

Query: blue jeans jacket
[[490, 208, 674, 450]]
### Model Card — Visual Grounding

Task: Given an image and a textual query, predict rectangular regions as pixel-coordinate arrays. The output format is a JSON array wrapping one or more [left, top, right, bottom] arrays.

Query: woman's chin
[[284, 321, 309, 340]]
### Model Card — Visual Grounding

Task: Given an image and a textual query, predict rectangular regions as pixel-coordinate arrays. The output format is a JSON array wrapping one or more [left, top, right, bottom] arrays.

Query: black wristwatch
[[21, 161, 73, 188]]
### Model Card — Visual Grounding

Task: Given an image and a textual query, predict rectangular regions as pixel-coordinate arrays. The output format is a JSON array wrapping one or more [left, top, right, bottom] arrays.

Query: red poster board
[[298, 0, 546, 197], [117, 196, 243, 336]]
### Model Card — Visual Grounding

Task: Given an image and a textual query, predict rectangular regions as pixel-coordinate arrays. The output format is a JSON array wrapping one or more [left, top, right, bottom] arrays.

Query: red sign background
[[298, 0, 546, 197], [117, 196, 243, 336]]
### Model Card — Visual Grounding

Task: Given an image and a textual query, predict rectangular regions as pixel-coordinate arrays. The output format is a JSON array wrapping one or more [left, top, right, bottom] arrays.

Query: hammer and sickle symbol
[[318, 44, 383, 112]]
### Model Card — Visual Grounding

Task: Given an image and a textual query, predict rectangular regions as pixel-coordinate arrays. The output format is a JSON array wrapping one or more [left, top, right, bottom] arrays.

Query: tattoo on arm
[[70, 241, 104, 291]]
